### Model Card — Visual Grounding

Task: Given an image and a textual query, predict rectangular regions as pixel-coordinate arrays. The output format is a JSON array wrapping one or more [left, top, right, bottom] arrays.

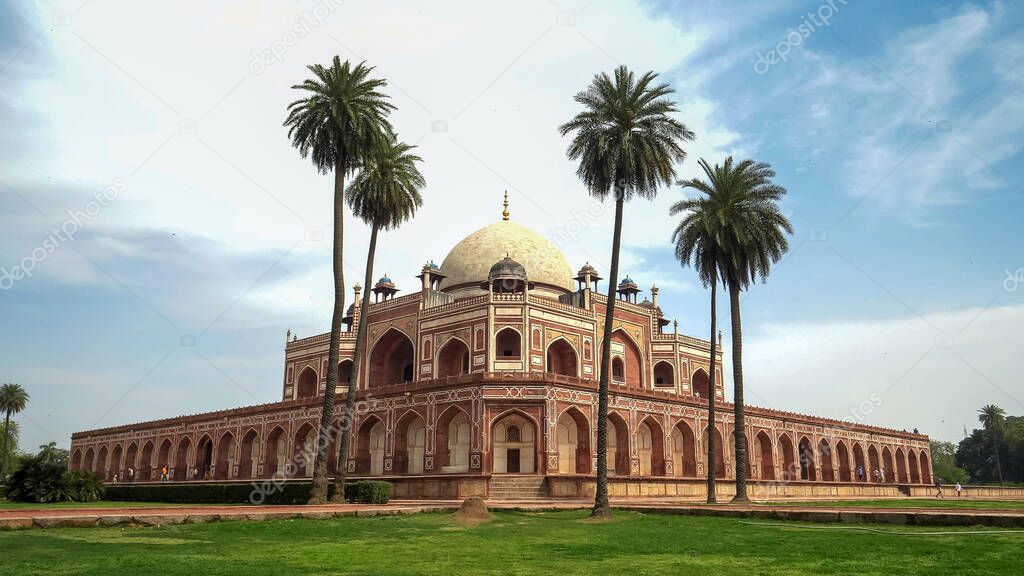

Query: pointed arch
[[436, 336, 471, 378], [71, 448, 83, 471], [338, 360, 353, 387], [798, 436, 816, 481], [637, 416, 665, 476], [355, 415, 386, 475], [670, 420, 697, 477], [816, 439, 834, 482], [703, 425, 727, 478], [881, 446, 895, 483], [836, 440, 851, 482], [238, 428, 260, 480], [369, 328, 415, 386], [84, 447, 95, 474], [609, 329, 643, 389], [853, 442, 867, 482], [215, 431, 237, 480], [867, 445, 881, 482], [491, 409, 538, 474], [895, 447, 908, 483], [754, 431, 774, 480], [263, 426, 287, 478], [919, 451, 932, 484], [691, 368, 710, 399], [96, 445, 108, 479], [779, 434, 797, 481], [495, 326, 522, 359], [607, 411, 631, 475], [195, 434, 214, 479], [556, 406, 591, 474], [908, 449, 921, 484], [436, 405, 472, 473], [546, 337, 578, 377], [110, 444, 123, 481], [139, 441, 154, 480], [125, 442, 138, 477], [394, 410, 427, 474], [293, 422, 316, 477], [653, 361, 674, 387], [173, 437, 191, 481], [295, 366, 318, 399]]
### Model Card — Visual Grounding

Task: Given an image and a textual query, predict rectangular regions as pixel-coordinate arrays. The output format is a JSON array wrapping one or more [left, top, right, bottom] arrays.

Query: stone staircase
[[487, 475, 549, 500]]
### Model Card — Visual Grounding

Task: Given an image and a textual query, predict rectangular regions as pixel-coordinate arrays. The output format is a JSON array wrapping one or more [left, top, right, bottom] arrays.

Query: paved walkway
[[2, 498, 1022, 530]]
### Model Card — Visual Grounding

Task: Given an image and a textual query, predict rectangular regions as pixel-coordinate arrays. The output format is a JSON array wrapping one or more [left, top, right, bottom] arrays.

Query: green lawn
[[0, 510, 1020, 575], [0, 500, 236, 510], [760, 499, 1024, 510]]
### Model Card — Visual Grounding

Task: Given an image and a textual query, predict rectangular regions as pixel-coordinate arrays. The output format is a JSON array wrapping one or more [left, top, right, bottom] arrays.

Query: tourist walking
[[127, 466, 135, 483], [160, 464, 169, 481], [955, 482, 963, 498], [856, 465, 864, 482], [934, 478, 944, 498]]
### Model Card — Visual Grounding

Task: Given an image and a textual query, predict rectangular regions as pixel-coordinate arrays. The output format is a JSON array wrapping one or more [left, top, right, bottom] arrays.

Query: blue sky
[[1, 0, 1022, 450]]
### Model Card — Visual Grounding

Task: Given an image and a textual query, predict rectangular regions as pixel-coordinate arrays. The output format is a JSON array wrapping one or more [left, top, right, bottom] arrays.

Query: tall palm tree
[[670, 185, 726, 503], [688, 157, 791, 503], [560, 66, 693, 518], [334, 134, 425, 498], [285, 57, 394, 503], [977, 404, 1006, 484], [0, 383, 29, 482]]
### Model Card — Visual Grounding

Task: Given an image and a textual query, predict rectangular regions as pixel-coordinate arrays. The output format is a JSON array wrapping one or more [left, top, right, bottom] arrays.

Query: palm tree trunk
[[332, 222, 379, 501], [308, 153, 347, 504], [1, 412, 10, 482], [729, 282, 749, 502], [706, 276, 718, 504], [591, 194, 624, 519], [992, 434, 1004, 485]]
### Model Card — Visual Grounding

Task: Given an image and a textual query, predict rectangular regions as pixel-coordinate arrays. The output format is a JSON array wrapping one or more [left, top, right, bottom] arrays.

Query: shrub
[[344, 480, 391, 504], [6, 456, 104, 503]]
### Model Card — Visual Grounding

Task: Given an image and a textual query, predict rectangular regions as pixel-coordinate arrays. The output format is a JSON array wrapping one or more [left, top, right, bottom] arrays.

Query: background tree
[[285, 57, 394, 503], [0, 383, 29, 483], [978, 404, 1006, 484], [334, 134, 424, 498], [560, 65, 692, 518], [929, 440, 968, 484], [671, 170, 727, 503]]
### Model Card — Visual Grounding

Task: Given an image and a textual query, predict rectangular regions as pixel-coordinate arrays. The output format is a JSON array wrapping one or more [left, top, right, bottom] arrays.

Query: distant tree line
[[934, 405, 1024, 485]]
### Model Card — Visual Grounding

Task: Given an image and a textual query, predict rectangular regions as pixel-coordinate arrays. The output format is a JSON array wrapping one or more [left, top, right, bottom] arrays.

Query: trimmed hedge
[[345, 481, 391, 504], [103, 480, 391, 505]]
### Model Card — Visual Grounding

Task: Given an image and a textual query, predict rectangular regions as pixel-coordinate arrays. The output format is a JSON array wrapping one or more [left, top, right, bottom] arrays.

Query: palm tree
[[285, 57, 394, 503], [670, 185, 726, 503], [334, 134, 425, 498], [686, 157, 791, 503], [560, 66, 693, 518], [0, 383, 29, 482], [977, 404, 1006, 484]]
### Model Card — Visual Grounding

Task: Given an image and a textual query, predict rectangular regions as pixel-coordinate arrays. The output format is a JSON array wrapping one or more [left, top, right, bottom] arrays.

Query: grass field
[[759, 499, 1024, 510], [0, 510, 1021, 576]]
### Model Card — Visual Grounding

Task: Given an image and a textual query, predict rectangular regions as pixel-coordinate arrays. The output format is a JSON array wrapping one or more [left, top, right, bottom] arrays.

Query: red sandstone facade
[[70, 218, 932, 499]]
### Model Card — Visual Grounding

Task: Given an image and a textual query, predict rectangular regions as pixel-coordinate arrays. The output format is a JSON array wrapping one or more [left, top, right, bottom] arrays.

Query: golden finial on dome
[[502, 190, 509, 221]]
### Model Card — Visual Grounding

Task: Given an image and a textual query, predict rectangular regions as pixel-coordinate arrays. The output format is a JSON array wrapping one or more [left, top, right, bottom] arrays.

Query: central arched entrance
[[492, 413, 535, 474], [369, 329, 415, 386]]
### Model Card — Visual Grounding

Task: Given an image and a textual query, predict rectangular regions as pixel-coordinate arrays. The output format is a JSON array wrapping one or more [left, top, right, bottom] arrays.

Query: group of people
[[934, 480, 965, 499], [854, 465, 896, 483], [109, 465, 136, 484]]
